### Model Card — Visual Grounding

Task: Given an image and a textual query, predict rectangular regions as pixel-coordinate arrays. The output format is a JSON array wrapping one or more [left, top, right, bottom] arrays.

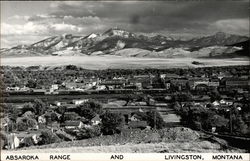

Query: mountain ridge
[[1, 28, 249, 58]]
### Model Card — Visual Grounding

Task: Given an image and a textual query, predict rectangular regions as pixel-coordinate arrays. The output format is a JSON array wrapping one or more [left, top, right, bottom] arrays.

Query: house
[[212, 101, 220, 106], [51, 84, 59, 91], [130, 114, 141, 122], [6, 86, 20, 91], [65, 82, 86, 90], [129, 75, 153, 89], [134, 101, 147, 106], [208, 79, 220, 87], [222, 77, 250, 89], [165, 82, 171, 89], [188, 78, 209, 90], [100, 80, 126, 89], [72, 99, 88, 105], [165, 74, 181, 79], [220, 99, 233, 106], [91, 115, 101, 125], [38, 115, 46, 124], [135, 83, 142, 90], [64, 121, 84, 129], [63, 112, 81, 121], [20, 86, 30, 91], [75, 77, 99, 87], [96, 85, 106, 90], [54, 101, 61, 106], [171, 78, 189, 90], [219, 99, 226, 105], [160, 74, 166, 79]]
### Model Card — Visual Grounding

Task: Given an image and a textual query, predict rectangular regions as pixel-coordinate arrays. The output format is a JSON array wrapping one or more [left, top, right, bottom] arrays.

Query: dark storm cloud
[[48, 1, 249, 35]]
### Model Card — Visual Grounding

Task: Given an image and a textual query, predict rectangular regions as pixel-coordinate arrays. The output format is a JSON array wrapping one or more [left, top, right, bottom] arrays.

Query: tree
[[50, 112, 58, 122], [0, 103, 7, 113], [26, 79, 37, 88], [56, 106, 66, 114], [5, 104, 19, 121], [146, 110, 165, 129], [173, 102, 182, 112], [26, 118, 38, 129], [100, 111, 124, 135], [33, 99, 47, 115], [6, 121, 16, 132], [233, 116, 248, 135], [76, 101, 103, 120], [22, 111, 35, 119], [122, 94, 134, 106], [77, 106, 96, 120], [203, 114, 229, 132], [210, 88, 221, 102], [22, 103, 34, 114]]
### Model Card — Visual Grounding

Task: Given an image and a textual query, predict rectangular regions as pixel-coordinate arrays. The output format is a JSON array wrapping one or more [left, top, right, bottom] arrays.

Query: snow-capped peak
[[88, 33, 98, 39]]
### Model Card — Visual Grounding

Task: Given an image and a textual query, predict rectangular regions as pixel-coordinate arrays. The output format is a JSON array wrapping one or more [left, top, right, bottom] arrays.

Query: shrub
[[39, 130, 61, 145], [17, 120, 28, 131], [0, 132, 7, 149], [19, 137, 35, 147], [75, 125, 101, 140]]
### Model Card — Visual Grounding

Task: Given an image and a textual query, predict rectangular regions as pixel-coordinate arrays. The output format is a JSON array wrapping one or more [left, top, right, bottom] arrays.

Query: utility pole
[[229, 108, 233, 134], [154, 110, 156, 130]]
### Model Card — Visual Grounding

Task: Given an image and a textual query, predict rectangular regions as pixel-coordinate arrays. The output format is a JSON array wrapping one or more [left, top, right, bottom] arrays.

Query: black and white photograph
[[0, 0, 249, 160]]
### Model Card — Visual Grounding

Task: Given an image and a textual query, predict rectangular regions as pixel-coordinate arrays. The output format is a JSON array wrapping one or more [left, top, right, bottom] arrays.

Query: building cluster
[[6, 72, 250, 96]]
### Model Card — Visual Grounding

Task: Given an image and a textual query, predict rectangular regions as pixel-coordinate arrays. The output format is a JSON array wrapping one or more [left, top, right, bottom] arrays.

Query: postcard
[[0, 0, 249, 161]]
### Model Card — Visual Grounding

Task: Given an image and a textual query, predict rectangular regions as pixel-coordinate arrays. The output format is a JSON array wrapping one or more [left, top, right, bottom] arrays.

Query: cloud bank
[[1, 1, 249, 48]]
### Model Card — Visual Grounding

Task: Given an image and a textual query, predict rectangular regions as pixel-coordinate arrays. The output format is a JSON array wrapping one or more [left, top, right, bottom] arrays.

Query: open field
[[1, 56, 249, 69]]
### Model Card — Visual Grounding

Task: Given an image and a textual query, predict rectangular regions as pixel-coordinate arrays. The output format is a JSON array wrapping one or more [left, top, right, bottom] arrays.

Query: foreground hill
[[1, 28, 249, 58], [5, 128, 245, 153]]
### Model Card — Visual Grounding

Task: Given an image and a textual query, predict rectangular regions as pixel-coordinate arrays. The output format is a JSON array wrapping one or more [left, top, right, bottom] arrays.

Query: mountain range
[[1, 28, 249, 58]]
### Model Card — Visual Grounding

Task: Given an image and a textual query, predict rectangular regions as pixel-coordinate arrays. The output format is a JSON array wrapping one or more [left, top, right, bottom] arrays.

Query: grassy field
[[1, 55, 249, 69]]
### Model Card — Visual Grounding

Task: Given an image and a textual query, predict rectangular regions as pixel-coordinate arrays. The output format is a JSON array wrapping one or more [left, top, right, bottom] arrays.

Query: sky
[[1, 1, 249, 48]]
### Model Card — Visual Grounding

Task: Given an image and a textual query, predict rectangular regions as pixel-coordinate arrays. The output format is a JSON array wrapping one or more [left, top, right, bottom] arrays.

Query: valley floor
[[1, 56, 249, 69]]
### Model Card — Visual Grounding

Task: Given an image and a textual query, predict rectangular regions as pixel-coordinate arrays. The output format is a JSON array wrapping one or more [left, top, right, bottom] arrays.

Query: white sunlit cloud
[[1, 21, 84, 36], [8, 15, 31, 21], [211, 18, 249, 35], [50, 22, 83, 32], [1, 22, 48, 35]]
